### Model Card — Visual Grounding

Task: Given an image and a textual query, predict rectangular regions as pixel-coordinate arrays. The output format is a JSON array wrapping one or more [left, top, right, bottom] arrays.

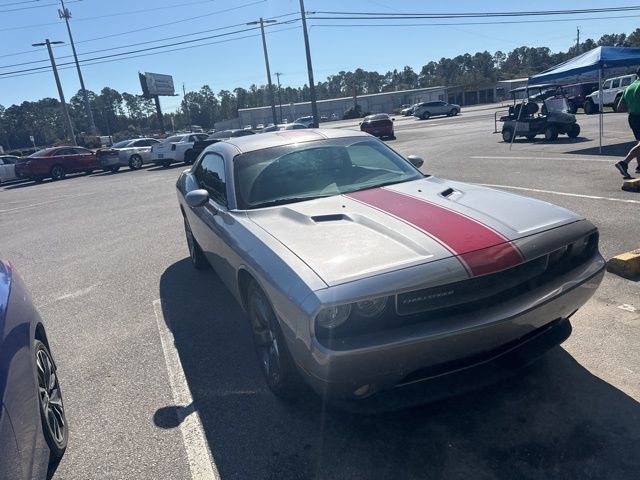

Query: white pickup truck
[[584, 73, 637, 114]]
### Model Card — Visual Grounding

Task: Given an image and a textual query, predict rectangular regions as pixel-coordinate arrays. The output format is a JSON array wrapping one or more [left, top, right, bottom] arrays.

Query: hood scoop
[[311, 214, 351, 223]]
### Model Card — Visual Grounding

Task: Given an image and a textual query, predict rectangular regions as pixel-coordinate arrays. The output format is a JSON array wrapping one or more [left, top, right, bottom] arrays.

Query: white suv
[[584, 73, 637, 114]]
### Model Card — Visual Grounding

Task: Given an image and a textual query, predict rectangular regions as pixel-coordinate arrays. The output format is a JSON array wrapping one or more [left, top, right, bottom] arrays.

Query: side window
[[132, 140, 146, 147], [72, 148, 89, 155], [5, 157, 17, 164], [603, 80, 612, 90], [611, 79, 621, 89], [55, 148, 72, 156], [195, 153, 227, 205], [621, 77, 632, 87]]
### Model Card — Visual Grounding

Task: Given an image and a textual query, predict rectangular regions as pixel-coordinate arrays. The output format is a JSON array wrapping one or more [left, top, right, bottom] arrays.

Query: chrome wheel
[[35, 341, 67, 453], [249, 289, 282, 386], [129, 155, 143, 170]]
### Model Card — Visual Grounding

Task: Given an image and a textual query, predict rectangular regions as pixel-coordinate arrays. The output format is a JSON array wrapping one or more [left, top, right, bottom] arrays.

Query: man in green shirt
[[614, 68, 640, 179]]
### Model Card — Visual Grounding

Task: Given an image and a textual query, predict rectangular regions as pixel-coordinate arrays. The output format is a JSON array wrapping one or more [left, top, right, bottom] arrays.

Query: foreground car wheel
[[183, 216, 209, 270], [129, 155, 143, 170], [247, 281, 302, 400], [35, 339, 68, 460], [50, 165, 65, 181], [502, 128, 514, 142], [544, 125, 559, 141], [567, 124, 581, 138]]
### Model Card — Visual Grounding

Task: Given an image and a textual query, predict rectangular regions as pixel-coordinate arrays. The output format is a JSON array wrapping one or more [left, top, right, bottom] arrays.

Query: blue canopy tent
[[529, 46, 640, 152]]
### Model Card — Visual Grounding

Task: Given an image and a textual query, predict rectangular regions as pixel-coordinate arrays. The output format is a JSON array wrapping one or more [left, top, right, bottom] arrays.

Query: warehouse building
[[237, 86, 447, 127]]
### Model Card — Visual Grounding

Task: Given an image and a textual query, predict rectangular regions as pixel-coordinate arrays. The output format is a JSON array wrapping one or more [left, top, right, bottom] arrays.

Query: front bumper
[[292, 255, 605, 401]]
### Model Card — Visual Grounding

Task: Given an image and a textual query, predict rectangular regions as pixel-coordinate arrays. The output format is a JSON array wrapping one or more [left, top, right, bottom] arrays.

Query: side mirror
[[407, 155, 424, 168], [185, 189, 210, 208], [359, 122, 362, 126]]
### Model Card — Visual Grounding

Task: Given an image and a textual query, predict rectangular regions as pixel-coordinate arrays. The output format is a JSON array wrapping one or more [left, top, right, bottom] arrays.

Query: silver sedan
[[176, 129, 604, 404]]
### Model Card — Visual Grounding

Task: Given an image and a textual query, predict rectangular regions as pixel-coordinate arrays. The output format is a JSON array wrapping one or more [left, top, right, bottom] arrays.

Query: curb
[[607, 249, 640, 278]]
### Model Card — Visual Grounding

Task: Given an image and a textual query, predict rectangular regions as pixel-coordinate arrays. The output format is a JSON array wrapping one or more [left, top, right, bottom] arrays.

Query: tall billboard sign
[[139, 72, 175, 132]]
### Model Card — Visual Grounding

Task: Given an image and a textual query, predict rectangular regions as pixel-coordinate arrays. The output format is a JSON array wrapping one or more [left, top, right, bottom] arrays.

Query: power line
[[0, 0, 79, 13], [0, 25, 301, 81], [0, 0, 272, 58], [0, 0, 246, 32], [309, 5, 640, 18], [309, 13, 640, 28]]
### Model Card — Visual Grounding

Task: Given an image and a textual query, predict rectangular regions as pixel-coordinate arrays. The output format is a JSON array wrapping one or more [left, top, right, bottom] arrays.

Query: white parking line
[[153, 299, 220, 480], [0, 193, 95, 214], [480, 184, 640, 205], [471, 155, 614, 163]]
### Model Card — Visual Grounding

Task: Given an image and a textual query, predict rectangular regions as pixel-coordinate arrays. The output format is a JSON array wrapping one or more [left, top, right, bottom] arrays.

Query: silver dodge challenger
[[176, 129, 605, 403]]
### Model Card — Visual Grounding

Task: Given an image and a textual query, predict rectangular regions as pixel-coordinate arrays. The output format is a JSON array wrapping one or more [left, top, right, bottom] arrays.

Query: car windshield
[[545, 97, 570, 113], [233, 137, 423, 209], [112, 140, 133, 148], [163, 135, 183, 143]]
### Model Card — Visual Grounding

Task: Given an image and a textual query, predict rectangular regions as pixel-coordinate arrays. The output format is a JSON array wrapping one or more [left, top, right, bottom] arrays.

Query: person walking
[[614, 68, 640, 179]]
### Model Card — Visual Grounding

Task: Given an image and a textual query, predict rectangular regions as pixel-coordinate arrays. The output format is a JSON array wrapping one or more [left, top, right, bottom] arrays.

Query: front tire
[[247, 281, 303, 400], [502, 128, 514, 142], [35, 339, 68, 460], [421, 111, 431, 120], [567, 123, 580, 138], [50, 165, 65, 181], [183, 216, 209, 270], [129, 155, 143, 170]]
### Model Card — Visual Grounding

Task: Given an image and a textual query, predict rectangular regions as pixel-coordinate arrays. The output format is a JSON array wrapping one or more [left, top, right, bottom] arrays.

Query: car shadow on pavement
[[157, 258, 640, 480], [566, 141, 637, 157]]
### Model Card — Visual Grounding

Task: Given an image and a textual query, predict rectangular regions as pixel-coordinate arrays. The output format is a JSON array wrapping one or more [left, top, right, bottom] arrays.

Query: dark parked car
[[191, 129, 255, 163], [559, 82, 599, 113], [0, 260, 68, 479], [14, 146, 98, 183], [359, 113, 396, 139]]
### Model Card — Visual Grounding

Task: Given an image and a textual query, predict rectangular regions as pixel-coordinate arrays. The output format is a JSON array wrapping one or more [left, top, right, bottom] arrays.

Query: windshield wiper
[[348, 178, 413, 194], [250, 195, 333, 209]]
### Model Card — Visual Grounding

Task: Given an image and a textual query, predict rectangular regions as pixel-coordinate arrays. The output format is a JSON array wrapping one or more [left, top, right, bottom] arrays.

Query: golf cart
[[500, 85, 580, 142]]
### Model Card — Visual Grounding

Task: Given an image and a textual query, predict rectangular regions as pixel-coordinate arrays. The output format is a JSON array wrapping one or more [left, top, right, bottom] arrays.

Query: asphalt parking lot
[[1, 106, 639, 479]]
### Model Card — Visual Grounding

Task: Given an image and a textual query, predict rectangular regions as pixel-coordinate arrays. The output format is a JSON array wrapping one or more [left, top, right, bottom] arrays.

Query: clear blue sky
[[1, 0, 640, 112]]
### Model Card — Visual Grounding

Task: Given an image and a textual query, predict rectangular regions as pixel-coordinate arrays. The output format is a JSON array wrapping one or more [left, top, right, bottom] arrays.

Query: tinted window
[[612, 79, 621, 89], [621, 77, 633, 87], [113, 140, 133, 148], [55, 148, 73, 156], [132, 140, 146, 147], [209, 130, 233, 139], [603, 80, 612, 90], [1, 157, 17, 164], [195, 153, 227, 205], [72, 147, 91, 155]]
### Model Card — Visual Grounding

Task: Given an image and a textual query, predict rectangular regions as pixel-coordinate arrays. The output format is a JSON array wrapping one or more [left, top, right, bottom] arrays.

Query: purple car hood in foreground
[[247, 177, 582, 286]]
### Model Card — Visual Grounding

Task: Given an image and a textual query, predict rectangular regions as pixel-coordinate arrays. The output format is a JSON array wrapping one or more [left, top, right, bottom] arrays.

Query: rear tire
[[544, 125, 559, 141], [247, 280, 304, 400], [50, 165, 65, 181], [613, 94, 622, 113], [35, 339, 68, 460], [584, 99, 596, 115], [502, 128, 514, 142]]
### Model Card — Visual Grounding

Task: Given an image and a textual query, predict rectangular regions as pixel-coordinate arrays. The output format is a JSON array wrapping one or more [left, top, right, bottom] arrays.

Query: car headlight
[[316, 304, 351, 329], [355, 297, 388, 318]]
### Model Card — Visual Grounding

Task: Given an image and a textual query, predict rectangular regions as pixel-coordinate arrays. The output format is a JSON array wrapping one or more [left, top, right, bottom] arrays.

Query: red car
[[359, 113, 396, 140], [15, 146, 98, 183]]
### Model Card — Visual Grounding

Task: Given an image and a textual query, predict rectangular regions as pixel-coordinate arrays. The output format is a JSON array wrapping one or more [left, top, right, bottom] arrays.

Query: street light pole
[[58, 0, 97, 135], [275, 72, 283, 123], [33, 39, 77, 145], [247, 18, 278, 126], [299, 0, 319, 127]]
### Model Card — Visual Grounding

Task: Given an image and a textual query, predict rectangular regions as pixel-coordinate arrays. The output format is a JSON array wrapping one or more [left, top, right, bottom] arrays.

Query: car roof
[[219, 128, 370, 154], [364, 113, 389, 120]]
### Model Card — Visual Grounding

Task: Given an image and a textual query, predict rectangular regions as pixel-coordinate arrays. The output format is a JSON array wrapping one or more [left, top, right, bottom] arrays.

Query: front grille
[[315, 232, 598, 346]]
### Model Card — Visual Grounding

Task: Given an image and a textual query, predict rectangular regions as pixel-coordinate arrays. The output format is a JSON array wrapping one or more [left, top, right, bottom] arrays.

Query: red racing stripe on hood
[[345, 187, 523, 276]]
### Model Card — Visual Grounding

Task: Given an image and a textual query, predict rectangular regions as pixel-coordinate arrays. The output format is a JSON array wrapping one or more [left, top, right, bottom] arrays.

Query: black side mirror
[[185, 189, 210, 208], [407, 155, 424, 168]]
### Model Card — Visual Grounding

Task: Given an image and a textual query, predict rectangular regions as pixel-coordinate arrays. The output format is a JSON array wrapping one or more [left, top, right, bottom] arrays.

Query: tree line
[[1, 30, 639, 150]]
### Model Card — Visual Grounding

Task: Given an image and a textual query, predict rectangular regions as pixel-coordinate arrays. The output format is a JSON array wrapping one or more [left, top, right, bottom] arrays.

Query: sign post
[[139, 72, 175, 134]]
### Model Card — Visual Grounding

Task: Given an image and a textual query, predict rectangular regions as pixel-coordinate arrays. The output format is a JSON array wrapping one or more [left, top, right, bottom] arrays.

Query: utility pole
[[183, 83, 192, 132], [299, 0, 319, 127], [33, 39, 77, 145], [576, 27, 580, 54], [58, 0, 97, 135], [247, 18, 278, 126], [275, 72, 283, 123]]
